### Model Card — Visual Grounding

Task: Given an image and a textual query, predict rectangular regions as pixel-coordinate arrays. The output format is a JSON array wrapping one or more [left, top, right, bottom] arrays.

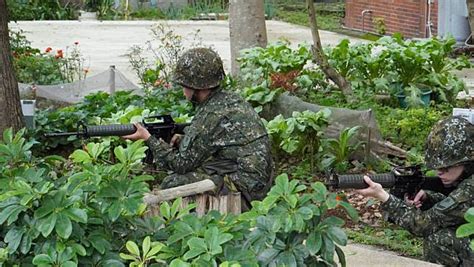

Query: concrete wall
[[345, 0, 439, 38]]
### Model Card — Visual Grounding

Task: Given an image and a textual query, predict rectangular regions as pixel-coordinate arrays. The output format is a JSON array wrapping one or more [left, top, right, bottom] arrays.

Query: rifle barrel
[[335, 173, 396, 189], [43, 132, 82, 137]]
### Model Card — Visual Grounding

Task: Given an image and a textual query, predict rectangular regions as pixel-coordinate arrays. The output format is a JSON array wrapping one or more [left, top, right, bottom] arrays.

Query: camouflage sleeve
[[380, 183, 472, 237], [421, 190, 447, 209], [145, 112, 220, 174]]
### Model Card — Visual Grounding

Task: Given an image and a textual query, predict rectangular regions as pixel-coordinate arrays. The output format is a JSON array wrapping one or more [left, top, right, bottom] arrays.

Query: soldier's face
[[183, 87, 194, 101], [437, 165, 465, 185]]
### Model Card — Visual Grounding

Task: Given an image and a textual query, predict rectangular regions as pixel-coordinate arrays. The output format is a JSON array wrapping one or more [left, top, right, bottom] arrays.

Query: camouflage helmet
[[173, 47, 225, 90], [425, 116, 474, 169]]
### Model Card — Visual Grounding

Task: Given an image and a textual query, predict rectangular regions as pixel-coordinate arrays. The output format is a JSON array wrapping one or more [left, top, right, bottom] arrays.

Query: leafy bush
[[323, 126, 365, 173], [376, 106, 449, 150], [33, 88, 192, 152], [0, 129, 358, 266], [326, 35, 470, 107], [7, 0, 77, 20], [121, 174, 358, 266], [10, 31, 88, 85], [0, 129, 153, 266], [266, 109, 330, 173]]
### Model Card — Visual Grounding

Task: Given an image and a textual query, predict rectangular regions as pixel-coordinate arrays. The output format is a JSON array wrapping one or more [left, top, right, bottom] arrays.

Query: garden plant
[[4, 19, 474, 264]]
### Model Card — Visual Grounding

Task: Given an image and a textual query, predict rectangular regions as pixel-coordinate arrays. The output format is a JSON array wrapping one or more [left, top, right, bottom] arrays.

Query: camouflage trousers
[[423, 228, 474, 266]]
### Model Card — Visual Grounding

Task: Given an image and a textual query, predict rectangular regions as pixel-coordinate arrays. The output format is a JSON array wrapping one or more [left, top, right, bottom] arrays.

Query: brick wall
[[345, 0, 439, 38]]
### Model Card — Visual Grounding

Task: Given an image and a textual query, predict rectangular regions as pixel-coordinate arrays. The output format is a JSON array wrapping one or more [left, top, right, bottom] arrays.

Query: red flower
[[55, 49, 63, 59], [45, 47, 52, 53]]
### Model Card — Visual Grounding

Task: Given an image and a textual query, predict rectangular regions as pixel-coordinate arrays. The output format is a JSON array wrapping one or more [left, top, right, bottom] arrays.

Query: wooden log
[[143, 179, 216, 205]]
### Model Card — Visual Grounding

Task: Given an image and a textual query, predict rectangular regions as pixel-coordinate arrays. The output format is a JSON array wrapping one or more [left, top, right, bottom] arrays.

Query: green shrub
[[376, 106, 449, 150], [7, 0, 77, 20], [0, 129, 358, 266]]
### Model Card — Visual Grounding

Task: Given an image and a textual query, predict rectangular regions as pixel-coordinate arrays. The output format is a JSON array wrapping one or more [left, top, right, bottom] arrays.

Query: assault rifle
[[44, 115, 190, 143], [326, 166, 454, 199]]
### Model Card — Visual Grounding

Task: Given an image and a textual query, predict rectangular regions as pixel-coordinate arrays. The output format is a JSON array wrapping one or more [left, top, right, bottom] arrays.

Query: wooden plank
[[143, 179, 216, 204], [195, 194, 208, 217]]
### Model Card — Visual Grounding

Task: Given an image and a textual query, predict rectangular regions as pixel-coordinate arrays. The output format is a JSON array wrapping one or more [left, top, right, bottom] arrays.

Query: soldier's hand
[[122, 123, 151, 141], [405, 190, 426, 208], [170, 134, 184, 147], [355, 175, 390, 203]]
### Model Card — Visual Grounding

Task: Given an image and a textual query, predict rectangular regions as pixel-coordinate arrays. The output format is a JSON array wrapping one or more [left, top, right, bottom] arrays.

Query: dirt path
[[9, 20, 365, 84]]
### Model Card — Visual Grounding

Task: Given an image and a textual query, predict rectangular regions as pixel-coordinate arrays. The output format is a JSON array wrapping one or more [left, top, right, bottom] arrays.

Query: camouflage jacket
[[380, 175, 474, 237], [146, 89, 273, 200]]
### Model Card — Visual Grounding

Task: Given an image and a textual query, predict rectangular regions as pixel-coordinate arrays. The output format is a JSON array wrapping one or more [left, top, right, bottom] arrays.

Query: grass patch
[[275, 8, 343, 31], [348, 226, 423, 258]]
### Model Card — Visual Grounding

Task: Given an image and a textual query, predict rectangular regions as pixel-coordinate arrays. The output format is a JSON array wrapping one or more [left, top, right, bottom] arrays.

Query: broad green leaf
[[456, 223, 474, 238], [70, 150, 92, 164], [307, 231, 322, 255], [335, 245, 347, 267], [160, 201, 171, 219], [126, 240, 141, 256], [296, 207, 313, 220], [312, 182, 327, 201], [38, 213, 57, 237], [71, 243, 87, 256], [114, 146, 127, 163], [90, 234, 110, 254], [169, 259, 191, 267], [56, 213, 72, 239], [32, 254, 53, 265], [62, 261, 77, 267], [184, 238, 207, 260], [34, 199, 56, 219], [119, 253, 138, 261], [0, 205, 25, 225], [142, 236, 151, 257], [326, 226, 347, 246], [338, 201, 359, 222], [64, 208, 88, 223], [5, 227, 25, 252], [146, 242, 164, 258], [322, 216, 345, 227], [464, 207, 474, 222]]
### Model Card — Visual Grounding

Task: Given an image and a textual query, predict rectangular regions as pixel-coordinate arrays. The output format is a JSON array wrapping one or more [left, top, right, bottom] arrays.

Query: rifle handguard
[[335, 173, 396, 189], [85, 124, 137, 137]]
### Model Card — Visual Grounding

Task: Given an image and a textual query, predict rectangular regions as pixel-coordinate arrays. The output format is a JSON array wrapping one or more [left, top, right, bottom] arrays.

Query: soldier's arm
[[145, 112, 221, 174], [419, 190, 447, 210], [380, 182, 473, 237]]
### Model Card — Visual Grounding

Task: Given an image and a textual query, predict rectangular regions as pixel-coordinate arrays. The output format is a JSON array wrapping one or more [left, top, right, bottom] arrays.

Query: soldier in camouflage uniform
[[356, 116, 474, 266], [123, 48, 274, 206]]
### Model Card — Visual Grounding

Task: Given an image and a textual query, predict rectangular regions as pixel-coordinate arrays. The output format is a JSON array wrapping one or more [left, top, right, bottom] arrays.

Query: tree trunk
[[306, 0, 355, 103], [468, 0, 474, 43], [229, 0, 267, 76], [0, 0, 24, 134]]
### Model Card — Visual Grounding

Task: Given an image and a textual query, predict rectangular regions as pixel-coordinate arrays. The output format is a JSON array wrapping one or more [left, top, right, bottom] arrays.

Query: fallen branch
[[143, 179, 216, 205]]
